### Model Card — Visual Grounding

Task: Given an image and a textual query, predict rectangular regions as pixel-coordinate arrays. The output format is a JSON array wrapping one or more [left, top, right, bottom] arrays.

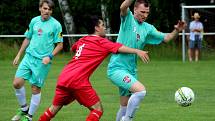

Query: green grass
[[0, 55, 215, 121]]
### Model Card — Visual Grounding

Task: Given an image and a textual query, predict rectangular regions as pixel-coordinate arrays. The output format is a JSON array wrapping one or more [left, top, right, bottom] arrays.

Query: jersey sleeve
[[54, 22, 63, 43], [24, 18, 34, 40], [145, 24, 166, 45], [100, 38, 123, 53], [120, 9, 133, 30]]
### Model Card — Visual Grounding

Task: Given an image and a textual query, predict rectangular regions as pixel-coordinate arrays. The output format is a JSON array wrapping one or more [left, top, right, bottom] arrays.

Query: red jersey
[[57, 35, 122, 89]]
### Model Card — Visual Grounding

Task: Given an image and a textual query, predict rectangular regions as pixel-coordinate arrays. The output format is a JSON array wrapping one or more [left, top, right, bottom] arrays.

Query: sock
[[39, 108, 54, 121], [124, 91, 146, 119], [28, 93, 41, 116], [86, 109, 103, 121], [116, 105, 127, 121], [15, 86, 27, 108]]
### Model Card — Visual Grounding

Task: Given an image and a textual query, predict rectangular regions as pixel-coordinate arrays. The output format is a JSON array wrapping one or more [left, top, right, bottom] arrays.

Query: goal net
[[181, 5, 215, 61]]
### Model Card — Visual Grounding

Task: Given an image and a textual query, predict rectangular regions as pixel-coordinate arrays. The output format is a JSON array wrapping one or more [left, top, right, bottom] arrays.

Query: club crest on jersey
[[123, 76, 131, 83], [38, 29, 43, 36]]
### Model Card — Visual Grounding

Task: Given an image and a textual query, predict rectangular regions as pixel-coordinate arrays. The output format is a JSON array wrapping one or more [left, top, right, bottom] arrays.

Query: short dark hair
[[39, 0, 55, 9], [85, 15, 103, 34], [134, 0, 150, 7]]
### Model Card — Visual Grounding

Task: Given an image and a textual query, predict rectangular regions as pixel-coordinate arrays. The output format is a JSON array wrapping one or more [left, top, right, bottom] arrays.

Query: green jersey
[[25, 16, 63, 59], [108, 9, 166, 73]]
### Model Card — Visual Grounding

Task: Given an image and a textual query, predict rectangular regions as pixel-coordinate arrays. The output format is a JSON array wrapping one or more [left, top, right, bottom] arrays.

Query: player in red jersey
[[38, 15, 149, 121]]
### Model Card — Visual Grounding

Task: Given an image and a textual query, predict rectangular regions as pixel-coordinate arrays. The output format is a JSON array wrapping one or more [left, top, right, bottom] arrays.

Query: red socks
[[38, 108, 54, 121], [86, 109, 103, 121], [39, 108, 102, 121]]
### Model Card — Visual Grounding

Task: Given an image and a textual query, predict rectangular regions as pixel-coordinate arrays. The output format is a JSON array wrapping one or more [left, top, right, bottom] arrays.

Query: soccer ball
[[175, 87, 195, 107]]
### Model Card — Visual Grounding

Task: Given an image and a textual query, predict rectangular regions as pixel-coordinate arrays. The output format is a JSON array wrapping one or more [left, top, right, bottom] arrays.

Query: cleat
[[11, 109, 27, 121], [120, 116, 132, 121], [20, 115, 32, 121]]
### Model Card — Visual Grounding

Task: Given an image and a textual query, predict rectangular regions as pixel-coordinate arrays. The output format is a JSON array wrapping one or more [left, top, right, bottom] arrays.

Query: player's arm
[[51, 42, 63, 56], [120, 0, 134, 16], [118, 45, 149, 63], [13, 38, 30, 66], [164, 20, 186, 43], [42, 42, 63, 64], [43, 22, 63, 64]]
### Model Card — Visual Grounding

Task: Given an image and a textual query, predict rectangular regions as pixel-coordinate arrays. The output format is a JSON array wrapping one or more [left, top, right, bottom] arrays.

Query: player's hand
[[174, 20, 187, 32], [13, 55, 20, 66], [42, 56, 51, 65], [136, 50, 150, 63]]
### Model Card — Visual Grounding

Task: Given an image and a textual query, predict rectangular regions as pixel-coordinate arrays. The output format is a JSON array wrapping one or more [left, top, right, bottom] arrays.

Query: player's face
[[134, 4, 150, 23], [39, 2, 53, 20], [96, 20, 106, 37]]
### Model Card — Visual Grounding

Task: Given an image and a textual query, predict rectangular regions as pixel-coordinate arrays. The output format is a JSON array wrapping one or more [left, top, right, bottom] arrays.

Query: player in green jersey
[[11, 0, 63, 121], [107, 0, 186, 121]]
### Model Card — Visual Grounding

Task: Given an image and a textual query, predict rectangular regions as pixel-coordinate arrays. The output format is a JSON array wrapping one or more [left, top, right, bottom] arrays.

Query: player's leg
[[122, 81, 146, 121], [74, 87, 103, 121], [39, 85, 72, 121], [116, 96, 129, 121], [12, 55, 31, 121], [108, 69, 146, 121], [39, 105, 63, 121], [86, 101, 103, 121], [22, 85, 41, 121], [22, 57, 51, 121], [12, 77, 29, 121]]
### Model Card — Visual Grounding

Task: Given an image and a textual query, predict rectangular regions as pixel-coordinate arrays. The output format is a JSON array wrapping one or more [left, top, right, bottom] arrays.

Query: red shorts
[[52, 85, 100, 107]]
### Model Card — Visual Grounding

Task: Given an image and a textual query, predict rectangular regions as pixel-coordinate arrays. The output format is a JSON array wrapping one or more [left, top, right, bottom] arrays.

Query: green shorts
[[15, 53, 51, 87], [107, 69, 137, 96]]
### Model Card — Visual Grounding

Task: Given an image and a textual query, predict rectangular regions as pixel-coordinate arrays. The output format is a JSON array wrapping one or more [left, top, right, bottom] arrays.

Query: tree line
[[0, 0, 214, 51]]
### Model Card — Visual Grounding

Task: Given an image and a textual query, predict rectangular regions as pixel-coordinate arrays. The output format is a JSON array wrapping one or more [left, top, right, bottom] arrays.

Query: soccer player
[[107, 0, 186, 121], [11, 0, 63, 121], [38, 15, 150, 121]]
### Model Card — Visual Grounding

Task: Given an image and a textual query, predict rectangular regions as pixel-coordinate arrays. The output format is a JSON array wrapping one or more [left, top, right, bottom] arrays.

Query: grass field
[[0, 55, 215, 121]]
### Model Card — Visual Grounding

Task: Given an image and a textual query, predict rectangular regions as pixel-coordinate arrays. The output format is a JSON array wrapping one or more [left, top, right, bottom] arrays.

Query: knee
[[31, 85, 41, 94], [136, 90, 147, 100], [13, 78, 24, 89]]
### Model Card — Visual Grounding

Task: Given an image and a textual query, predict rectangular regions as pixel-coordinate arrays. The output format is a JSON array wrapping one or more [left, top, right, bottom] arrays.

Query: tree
[[58, 0, 75, 51], [100, 0, 111, 36]]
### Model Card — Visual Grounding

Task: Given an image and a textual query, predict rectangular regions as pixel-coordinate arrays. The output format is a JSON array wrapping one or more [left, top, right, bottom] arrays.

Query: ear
[[95, 26, 99, 32], [134, 7, 137, 14], [39, 7, 41, 12]]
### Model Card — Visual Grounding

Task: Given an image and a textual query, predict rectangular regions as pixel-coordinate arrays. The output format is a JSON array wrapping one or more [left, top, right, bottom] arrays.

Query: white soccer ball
[[175, 87, 195, 107]]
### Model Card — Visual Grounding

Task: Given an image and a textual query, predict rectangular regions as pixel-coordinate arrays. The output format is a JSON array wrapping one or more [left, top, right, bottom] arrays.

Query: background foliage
[[0, 0, 215, 57], [1, 0, 214, 35]]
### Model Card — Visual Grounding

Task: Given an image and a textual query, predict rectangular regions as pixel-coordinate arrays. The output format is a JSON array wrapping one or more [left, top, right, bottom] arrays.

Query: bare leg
[[121, 81, 146, 121], [188, 48, 193, 62], [86, 101, 103, 121], [195, 49, 199, 61]]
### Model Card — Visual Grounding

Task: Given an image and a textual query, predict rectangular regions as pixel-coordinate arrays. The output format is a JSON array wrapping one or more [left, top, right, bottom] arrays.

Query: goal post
[[181, 5, 215, 62]]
